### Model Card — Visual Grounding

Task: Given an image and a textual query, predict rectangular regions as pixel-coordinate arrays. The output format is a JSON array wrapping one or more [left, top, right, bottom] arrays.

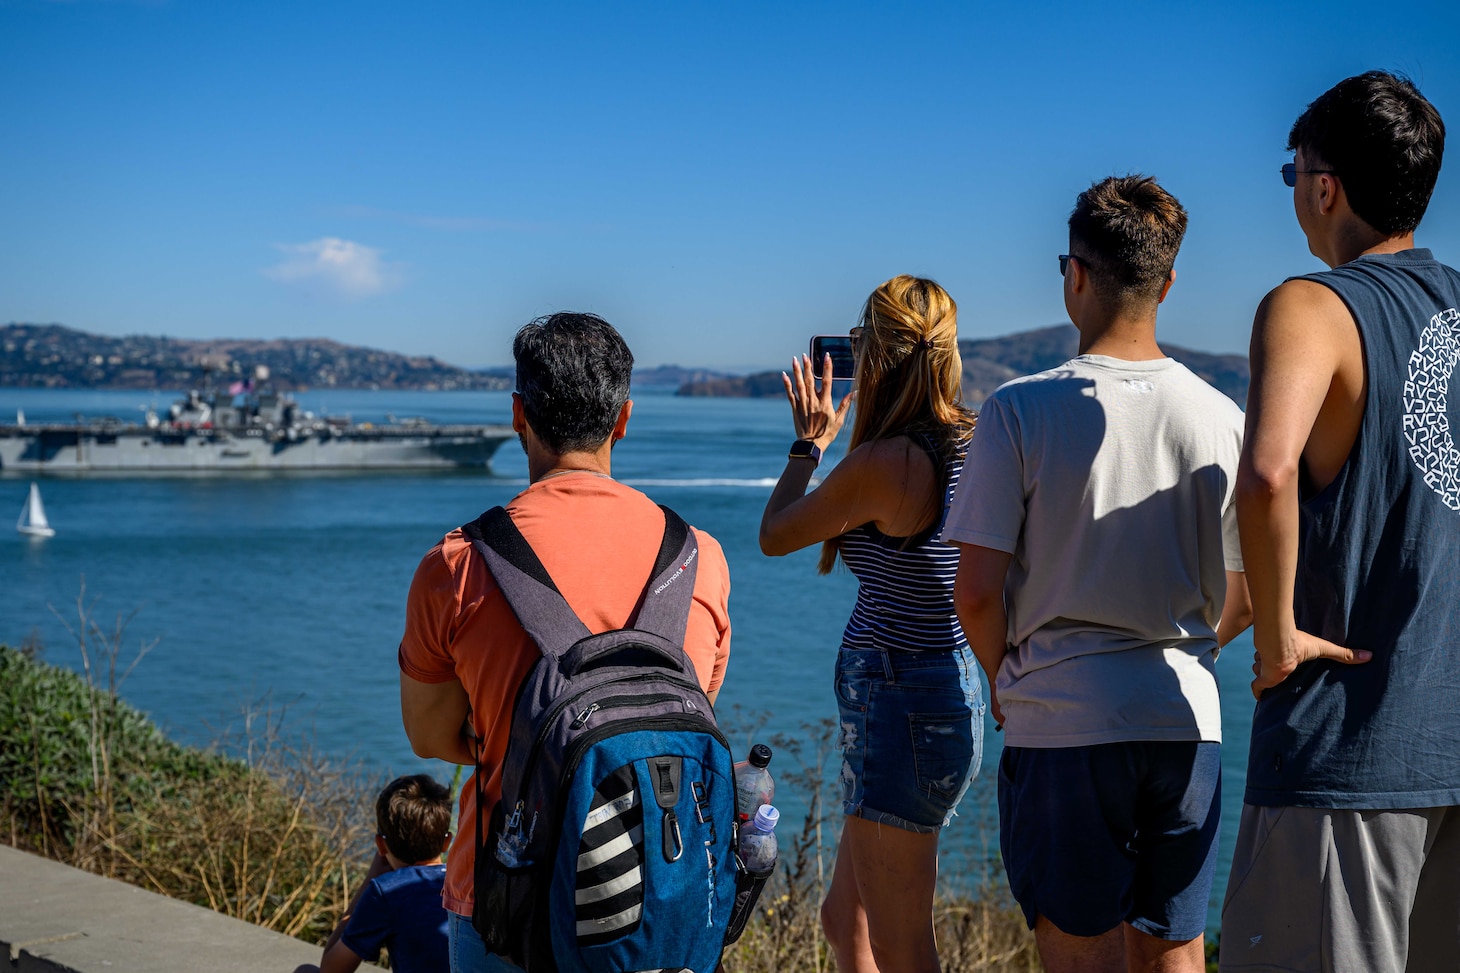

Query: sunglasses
[[1058, 254, 1082, 277], [1281, 162, 1336, 188]]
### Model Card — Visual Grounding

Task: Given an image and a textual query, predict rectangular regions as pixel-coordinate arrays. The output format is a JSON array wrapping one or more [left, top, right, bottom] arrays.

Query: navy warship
[[0, 384, 514, 473]]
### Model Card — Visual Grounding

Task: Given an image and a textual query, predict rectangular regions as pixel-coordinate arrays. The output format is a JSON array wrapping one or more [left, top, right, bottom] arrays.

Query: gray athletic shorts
[[1219, 804, 1460, 973]]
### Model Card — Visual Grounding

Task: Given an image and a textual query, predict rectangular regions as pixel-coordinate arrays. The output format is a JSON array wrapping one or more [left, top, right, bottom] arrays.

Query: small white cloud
[[264, 237, 403, 299]]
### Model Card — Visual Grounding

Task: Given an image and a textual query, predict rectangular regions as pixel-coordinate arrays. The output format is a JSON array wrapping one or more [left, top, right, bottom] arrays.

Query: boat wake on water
[[620, 477, 782, 488], [491, 477, 785, 489]]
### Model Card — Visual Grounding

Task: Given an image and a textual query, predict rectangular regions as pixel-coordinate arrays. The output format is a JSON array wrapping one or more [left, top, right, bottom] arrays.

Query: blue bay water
[[2, 386, 1258, 928]]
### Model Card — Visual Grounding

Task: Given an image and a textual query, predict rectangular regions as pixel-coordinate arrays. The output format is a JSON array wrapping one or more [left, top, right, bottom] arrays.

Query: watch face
[[790, 440, 821, 460]]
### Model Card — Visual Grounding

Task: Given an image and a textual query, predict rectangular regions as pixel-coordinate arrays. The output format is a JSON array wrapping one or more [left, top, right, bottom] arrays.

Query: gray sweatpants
[[1219, 804, 1460, 973]]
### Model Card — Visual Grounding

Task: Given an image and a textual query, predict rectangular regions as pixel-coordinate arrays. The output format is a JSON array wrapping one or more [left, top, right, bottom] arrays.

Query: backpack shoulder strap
[[628, 505, 701, 644], [463, 506, 592, 657]]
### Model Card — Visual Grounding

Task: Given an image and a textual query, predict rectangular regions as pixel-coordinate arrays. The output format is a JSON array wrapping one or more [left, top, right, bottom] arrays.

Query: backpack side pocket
[[723, 858, 775, 947], [473, 802, 536, 956]]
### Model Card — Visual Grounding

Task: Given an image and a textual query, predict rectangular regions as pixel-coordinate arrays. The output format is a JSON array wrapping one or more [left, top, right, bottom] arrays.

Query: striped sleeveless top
[[838, 431, 969, 653]]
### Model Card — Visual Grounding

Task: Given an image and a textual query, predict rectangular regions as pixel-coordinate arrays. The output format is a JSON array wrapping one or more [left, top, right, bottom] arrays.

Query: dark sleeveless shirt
[[838, 432, 968, 653], [1244, 248, 1460, 809]]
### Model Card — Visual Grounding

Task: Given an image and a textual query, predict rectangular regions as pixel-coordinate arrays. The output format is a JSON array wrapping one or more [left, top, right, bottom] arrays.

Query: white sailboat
[[17, 482, 55, 538]]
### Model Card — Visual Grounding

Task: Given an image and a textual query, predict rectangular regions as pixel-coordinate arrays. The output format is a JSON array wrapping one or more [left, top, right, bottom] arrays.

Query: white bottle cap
[[753, 804, 780, 833]]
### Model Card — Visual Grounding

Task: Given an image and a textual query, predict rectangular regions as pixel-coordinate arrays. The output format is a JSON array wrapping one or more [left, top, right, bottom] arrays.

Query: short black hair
[[513, 312, 634, 454], [1069, 175, 1188, 308], [376, 775, 452, 864], [1288, 71, 1446, 235]]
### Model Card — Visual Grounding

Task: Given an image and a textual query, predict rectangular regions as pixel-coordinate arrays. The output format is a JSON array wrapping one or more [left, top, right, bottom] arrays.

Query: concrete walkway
[[0, 844, 382, 973]]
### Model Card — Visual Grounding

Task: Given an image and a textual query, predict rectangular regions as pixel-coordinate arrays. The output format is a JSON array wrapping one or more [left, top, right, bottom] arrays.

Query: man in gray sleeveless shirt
[[1220, 73, 1458, 972]]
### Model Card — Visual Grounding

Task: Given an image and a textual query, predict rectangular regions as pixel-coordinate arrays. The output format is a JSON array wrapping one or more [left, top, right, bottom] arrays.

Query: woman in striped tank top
[[760, 275, 983, 973]]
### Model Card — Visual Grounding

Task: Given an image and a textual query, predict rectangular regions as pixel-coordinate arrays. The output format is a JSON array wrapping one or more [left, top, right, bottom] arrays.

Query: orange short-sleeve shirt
[[398, 474, 732, 916]]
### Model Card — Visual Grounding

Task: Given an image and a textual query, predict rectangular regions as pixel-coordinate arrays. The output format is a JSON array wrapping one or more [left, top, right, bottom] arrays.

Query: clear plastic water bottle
[[738, 804, 779, 871], [733, 743, 775, 822]]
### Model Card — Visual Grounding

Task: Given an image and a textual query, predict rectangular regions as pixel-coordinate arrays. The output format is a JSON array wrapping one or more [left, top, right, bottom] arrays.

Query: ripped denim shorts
[[834, 644, 985, 833]]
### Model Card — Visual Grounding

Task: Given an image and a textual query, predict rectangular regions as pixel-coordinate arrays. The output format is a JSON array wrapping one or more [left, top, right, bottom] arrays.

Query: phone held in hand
[[809, 335, 855, 382]]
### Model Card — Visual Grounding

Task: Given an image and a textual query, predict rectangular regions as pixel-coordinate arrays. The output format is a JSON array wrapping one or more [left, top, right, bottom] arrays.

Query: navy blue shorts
[[997, 741, 1220, 941], [834, 645, 984, 833]]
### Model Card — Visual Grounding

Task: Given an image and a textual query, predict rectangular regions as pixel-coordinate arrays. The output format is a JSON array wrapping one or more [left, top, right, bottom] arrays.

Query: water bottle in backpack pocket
[[732, 744, 775, 822], [723, 804, 779, 946]]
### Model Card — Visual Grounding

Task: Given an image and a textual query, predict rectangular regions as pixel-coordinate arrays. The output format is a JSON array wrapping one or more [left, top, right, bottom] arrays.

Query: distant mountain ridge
[[633, 365, 734, 387], [1, 322, 1249, 405], [0, 323, 743, 393], [1, 323, 513, 391], [958, 325, 1249, 405], [676, 324, 1250, 407]]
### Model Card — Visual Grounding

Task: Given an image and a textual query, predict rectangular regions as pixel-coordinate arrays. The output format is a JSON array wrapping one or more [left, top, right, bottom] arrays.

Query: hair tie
[[916, 337, 935, 349]]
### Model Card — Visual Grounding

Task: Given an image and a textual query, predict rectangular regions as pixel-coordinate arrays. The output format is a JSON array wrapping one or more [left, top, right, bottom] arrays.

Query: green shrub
[[0, 645, 238, 849], [0, 645, 373, 943]]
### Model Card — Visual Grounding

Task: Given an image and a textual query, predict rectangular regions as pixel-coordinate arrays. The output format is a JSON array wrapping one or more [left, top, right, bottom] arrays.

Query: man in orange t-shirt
[[398, 312, 732, 973]]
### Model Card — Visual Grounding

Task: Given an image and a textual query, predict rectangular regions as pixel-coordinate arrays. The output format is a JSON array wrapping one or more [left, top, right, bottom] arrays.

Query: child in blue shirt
[[294, 775, 453, 973]]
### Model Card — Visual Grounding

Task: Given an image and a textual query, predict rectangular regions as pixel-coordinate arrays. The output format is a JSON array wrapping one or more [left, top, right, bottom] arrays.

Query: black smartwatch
[[788, 439, 823, 466]]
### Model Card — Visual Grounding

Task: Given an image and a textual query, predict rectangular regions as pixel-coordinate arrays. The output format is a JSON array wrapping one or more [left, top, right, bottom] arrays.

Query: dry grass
[[720, 716, 1041, 973], [95, 711, 377, 941]]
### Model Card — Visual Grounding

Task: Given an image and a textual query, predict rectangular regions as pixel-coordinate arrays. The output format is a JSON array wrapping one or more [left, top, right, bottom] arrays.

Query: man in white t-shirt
[[948, 175, 1251, 973]]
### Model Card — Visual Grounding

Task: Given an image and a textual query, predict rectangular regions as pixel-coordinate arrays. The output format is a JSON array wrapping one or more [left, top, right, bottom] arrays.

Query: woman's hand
[[784, 353, 854, 449]]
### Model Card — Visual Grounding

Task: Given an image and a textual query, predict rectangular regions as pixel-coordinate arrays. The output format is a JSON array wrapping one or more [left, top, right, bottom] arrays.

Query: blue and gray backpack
[[466, 504, 763, 973]]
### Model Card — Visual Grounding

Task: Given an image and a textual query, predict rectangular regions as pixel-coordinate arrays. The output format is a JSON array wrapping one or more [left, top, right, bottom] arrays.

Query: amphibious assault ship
[[0, 385, 514, 473]]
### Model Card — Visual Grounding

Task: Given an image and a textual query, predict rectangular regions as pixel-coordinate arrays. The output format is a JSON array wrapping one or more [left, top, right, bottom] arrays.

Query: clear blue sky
[[3, 1, 1458, 370]]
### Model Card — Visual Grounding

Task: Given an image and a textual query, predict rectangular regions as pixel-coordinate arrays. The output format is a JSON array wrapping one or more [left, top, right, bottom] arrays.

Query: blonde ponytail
[[817, 275, 975, 575]]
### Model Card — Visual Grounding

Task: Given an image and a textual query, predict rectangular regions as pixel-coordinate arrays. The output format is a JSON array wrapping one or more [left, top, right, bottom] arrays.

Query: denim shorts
[[998, 741, 1221, 941], [834, 644, 985, 833]]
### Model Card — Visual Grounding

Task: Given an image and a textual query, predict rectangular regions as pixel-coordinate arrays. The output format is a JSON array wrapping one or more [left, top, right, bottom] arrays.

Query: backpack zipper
[[510, 676, 710, 811], [569, 693, 688, 730]]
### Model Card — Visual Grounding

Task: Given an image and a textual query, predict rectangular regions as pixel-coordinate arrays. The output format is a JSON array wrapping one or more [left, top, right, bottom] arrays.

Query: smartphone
[[809, 335, 856, 381]]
